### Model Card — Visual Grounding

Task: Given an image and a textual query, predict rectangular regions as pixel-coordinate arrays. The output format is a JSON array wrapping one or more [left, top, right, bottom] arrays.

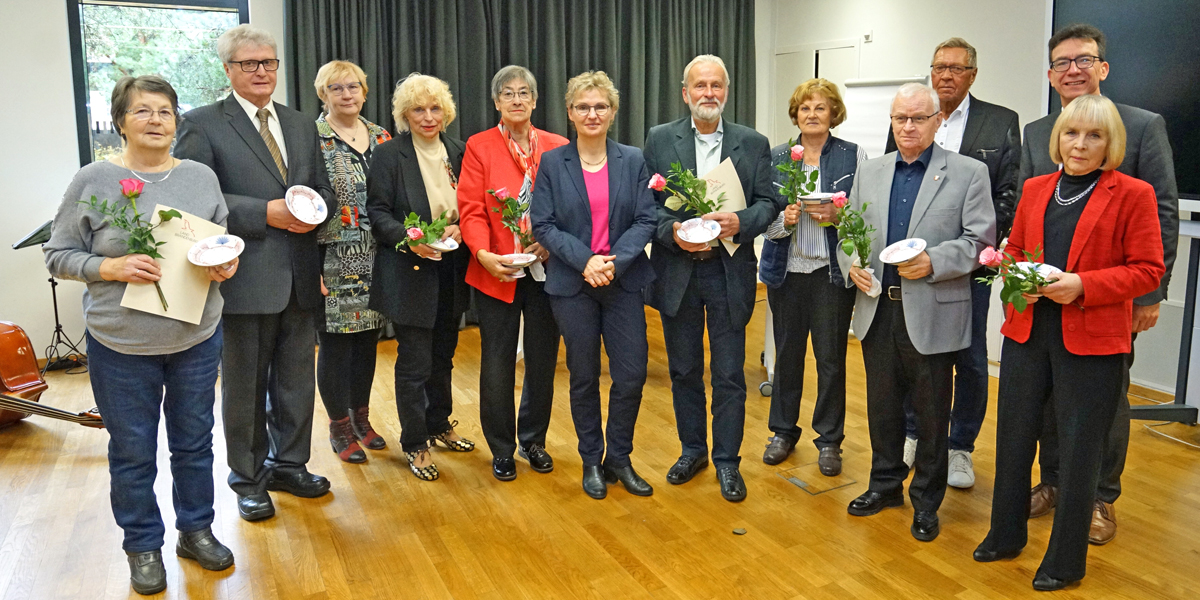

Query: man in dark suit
[[175, 24, 335, 521], [1017, 23, 1178, 546], [885, 38, 1021, 491], [643, 55, 778, 502]]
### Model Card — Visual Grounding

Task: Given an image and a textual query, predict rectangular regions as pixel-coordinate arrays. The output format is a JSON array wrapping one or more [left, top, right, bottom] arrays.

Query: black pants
[[476, 276, 560, 459], [860, 299, 955, 512], [316, 329, 380, 420], [766, 267, 856, 449], [392, 259, 459, 453], [549, 284, 647, 468], [1038, 334, 1134, 503], [221, 292, 317, 496], [661, 258, 747, 468], [982, 304, 1122, 581]]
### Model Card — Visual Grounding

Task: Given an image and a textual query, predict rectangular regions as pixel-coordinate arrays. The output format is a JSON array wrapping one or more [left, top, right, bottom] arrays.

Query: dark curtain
[[287, 0, 756, 146]]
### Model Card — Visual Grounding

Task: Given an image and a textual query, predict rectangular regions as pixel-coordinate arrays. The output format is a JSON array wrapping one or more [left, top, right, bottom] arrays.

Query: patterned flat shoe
[[404, 449, 439, 481], [349, 405, 387, 450], [430, 420, 475, 452]]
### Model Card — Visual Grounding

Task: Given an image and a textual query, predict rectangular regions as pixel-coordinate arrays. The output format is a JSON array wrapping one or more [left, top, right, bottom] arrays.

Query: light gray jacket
[[838, 144, 997, 355]]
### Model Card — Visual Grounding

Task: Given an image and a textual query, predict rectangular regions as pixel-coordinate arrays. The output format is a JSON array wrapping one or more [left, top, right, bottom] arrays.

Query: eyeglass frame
[[571, 103, 611, 116], [125, 107, 177, 122], [326, 82, 363, 95], [498, 89, 533, 102], [1050, 55, 1103, 72], [227, 58, 281, 72], [889, 112, 939, 126], [930, 64, 976, 76]]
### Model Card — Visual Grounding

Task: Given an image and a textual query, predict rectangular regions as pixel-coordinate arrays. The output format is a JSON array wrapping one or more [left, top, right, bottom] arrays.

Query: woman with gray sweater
[[44, 76, 238, 596]]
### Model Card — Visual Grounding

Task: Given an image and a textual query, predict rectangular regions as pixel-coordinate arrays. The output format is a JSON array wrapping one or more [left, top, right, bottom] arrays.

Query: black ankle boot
[[126, 549, 166, 595], [177, 526, 235, 571]]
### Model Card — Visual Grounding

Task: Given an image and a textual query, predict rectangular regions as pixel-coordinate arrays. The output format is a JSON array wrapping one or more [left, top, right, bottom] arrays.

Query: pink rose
[[406, 227, 424, 241], [648, 173, 667, 191], [979, 246, 1004, 267], [831, 191, 848, 208], [119, 178, 144, 199], [789, 145, 804, 162], [493, 187, 510, 200]]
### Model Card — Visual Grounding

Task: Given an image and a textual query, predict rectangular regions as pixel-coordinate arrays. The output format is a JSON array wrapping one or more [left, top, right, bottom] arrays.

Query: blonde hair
[[216, 24, 276, 63], [681, 54, 730, 86], [787, 78, 847, 128], [314, 60, 368, 112], [564, 70, 620, 114], [391, 72, 457, 133], [1049, 94, 1125, 170]]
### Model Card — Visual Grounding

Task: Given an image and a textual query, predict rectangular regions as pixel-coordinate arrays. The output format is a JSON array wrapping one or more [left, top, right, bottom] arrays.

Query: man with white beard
[[643, 55, 778, 502]]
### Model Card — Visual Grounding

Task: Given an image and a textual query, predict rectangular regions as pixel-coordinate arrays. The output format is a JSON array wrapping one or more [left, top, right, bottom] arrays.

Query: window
[[67, 0, 248, 165]]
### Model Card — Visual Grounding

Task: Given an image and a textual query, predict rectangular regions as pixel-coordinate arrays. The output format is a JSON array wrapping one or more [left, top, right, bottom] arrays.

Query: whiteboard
[[840, 76, 928, 160]]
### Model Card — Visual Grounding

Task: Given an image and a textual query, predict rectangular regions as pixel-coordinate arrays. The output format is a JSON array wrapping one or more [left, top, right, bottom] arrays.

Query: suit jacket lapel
[[275, 102, 305, 186], [672, 118, 698, 173], [868, 159, 895, 263], [1024, 175, 1052, 261], [719, 122, 742, 173], [607, 139, 625, 223], [397, 134, 433, 221], [1066, 171, 1116, 271], [223, 95, 285, 187], [908, 146, 947, 236], [958, 95, 985, 158]]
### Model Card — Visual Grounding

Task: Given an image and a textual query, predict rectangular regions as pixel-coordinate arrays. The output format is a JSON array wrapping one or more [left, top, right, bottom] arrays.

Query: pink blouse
[[582, 164, 610, 254]]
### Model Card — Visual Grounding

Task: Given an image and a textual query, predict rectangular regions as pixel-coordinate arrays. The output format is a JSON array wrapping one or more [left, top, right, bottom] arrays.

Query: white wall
[[0, 0, 286, 361]]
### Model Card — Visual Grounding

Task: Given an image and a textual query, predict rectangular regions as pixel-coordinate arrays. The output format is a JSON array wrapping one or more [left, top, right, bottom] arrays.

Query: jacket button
[[1067, 324, 1076, 332], [413, 265, 420, 271]]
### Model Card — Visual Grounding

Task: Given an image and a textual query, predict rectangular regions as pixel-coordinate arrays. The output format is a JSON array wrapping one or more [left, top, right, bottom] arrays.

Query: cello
[[0, 321, 103, 429]]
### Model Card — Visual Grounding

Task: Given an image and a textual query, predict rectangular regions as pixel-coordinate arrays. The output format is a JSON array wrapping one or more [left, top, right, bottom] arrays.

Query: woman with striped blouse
[[759, 78, 867, 476]]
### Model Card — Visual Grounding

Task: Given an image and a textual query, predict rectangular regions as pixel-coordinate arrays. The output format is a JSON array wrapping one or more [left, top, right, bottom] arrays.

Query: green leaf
[[1012, 296, 1027, 313], [159, 209, 182, 221], [841, 240, 855, 256]]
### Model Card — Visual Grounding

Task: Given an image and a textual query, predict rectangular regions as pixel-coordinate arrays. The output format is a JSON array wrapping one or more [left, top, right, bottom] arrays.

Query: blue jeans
[[86, 325, 222, 553], [905, 275, 991, 451]]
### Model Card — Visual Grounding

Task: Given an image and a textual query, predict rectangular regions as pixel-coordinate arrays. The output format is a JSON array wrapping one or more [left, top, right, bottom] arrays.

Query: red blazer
[[457, 126, 568, 302], [1001, 170, 1164, 355]]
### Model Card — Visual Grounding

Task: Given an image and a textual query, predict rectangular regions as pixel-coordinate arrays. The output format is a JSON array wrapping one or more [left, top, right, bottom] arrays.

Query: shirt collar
[[233, 90, 277, 123], [691, 117, 724, 138], [896, 143, 935, 167], [946, 93, 970, 120]]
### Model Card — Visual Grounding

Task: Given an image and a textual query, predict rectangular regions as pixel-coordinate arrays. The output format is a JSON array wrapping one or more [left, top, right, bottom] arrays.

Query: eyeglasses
[[326, 82, 362, 95], [126, 108, 176, 122], [1050, 55, 1102, 72], [228, 58, 280, 72], [890, 113, 939, 126], [931, 64, 975, 76], [572, 103, 610, 116], [499, 89, 532, 102]]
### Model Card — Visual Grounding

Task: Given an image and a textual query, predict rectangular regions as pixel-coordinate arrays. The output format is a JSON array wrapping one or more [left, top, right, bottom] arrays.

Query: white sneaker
[[903, 437, 917, 470], [948, 450, 975, 489]]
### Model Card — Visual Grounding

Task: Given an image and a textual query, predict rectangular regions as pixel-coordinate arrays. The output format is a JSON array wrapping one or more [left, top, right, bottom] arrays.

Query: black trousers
[[549, 284, 647, 468], [316, 329, 380, 420], [766, 267, 856, 449], [982, 305, 1122, 581], [660, 258, 747, 468], [860, 299, 955, 512], [221, 292, 317, 496], [475, 276, 560, 459], [1037, 334, 1134, 503], [392, 259, 459, 453]]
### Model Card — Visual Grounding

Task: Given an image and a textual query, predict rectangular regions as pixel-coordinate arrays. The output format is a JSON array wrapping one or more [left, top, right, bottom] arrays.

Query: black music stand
[[12, 220, 87, 375]]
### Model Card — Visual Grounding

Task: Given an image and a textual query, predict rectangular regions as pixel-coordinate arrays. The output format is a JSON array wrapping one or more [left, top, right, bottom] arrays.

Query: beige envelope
[[703, 158, 746, 254], [120, 206, 226, 324]]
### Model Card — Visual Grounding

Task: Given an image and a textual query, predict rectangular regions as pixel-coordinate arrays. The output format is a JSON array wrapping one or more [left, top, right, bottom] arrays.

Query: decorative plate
[[798, 192, 834, 205], [502, 253, 538, 268], [187, 234, 244, 267], [285, 185, 327, 225], [678, 217, 721, 244], [427, 238, 459, 252], [880, 238, 928, 264]]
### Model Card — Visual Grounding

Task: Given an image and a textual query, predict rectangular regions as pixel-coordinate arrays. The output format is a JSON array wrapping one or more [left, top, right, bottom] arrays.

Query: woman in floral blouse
[[313, 60, 391, 463]]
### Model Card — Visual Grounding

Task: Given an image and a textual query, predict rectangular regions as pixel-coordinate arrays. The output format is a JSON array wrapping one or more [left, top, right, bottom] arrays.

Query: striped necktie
[[256, 107, 288, 181]]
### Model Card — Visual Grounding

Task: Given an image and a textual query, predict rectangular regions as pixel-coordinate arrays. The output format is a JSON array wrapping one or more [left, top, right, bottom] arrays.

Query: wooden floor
[[2, 292, 1199, 600]]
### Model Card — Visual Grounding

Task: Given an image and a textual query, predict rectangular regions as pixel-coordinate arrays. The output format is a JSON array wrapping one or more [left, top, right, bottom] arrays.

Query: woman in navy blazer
[[530, 71, 657, 500]]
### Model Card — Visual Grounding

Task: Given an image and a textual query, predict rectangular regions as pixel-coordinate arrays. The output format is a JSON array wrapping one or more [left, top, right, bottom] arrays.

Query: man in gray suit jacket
[[174, 25, 335, 522], [1018, 24, 1178, 546], [841, 84, 995, 542], [885, 38, 1022, 490], [643, 55, 778, 503]]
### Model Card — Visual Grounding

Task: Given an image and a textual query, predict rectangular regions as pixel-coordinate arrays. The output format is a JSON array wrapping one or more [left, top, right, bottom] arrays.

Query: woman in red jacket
[[973, 95, 1164, 591], [457, 65, 568, 481]]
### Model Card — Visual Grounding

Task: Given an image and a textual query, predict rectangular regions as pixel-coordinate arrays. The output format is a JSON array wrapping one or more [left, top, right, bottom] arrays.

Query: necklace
[[328, 117, 361, 142], [1054, 176, 1099, 206], [120, 155, 177, 184], [579, 154, 608, 167]]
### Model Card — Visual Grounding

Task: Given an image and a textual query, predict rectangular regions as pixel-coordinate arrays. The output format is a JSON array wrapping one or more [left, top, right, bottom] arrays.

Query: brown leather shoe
[[1089, 500, 1116, 545], [762, 436, 795, 465], [817, 446, 842, 476], [1029, 483, 1057, 519]]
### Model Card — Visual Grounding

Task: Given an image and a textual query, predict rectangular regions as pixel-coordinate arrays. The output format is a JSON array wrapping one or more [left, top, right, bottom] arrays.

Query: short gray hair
[[491, 65, 538, 102], [932, 37, 977, 68], [894, 83, 939, 113], [681, 54, 730, 86], [216, 24, 277, 63]]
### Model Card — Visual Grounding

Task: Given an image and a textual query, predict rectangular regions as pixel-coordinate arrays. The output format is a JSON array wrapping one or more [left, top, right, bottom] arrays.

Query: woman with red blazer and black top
[[367, 74, 473, 482], [457, 66, 569, 481], [974, 96, 1164, 591]]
